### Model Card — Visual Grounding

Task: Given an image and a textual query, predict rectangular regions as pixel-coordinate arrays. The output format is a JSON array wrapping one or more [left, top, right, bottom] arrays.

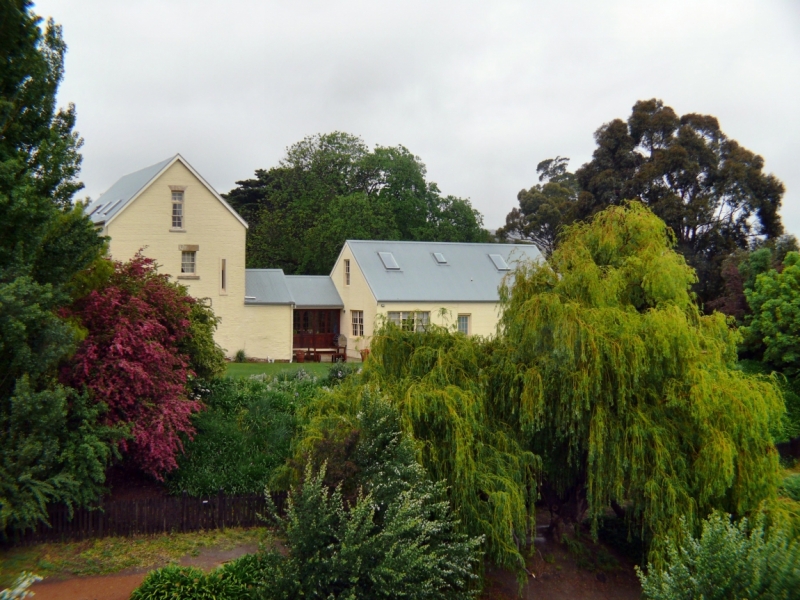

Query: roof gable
[[345, 240, 542, 303], [84, 154, 247, 228]]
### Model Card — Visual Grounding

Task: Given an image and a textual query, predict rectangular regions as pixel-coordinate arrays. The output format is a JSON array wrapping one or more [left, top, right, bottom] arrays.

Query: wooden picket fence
[[7, 491, 286, 546]]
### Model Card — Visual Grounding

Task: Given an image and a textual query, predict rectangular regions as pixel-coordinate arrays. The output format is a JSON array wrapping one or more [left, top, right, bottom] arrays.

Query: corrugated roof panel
[[346, 240, 542, 302], [84, 155, 176, 224], [245, 269, 293, 305], [285, 276, 344, 308]]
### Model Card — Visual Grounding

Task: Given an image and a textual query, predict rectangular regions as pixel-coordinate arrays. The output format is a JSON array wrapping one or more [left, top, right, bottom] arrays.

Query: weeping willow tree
[[292, 328, 538, 575], [292, 202, 785, 577], [493, 202, 784, 562]]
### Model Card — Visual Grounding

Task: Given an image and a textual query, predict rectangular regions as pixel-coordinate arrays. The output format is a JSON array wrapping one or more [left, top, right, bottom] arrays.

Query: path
[[28, 543, 257, 600]]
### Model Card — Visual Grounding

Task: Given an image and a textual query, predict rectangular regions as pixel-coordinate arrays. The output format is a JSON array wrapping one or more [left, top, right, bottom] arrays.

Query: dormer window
[[172, 190, 184, 229]]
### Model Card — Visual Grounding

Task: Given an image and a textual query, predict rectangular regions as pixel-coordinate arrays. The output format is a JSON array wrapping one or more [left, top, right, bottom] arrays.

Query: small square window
[[457, 314, 470, 335], [181, 250, 196, 274]]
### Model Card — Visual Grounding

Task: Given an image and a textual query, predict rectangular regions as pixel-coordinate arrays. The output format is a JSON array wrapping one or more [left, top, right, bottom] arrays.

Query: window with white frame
[[352, 310, 364, 336], [172, 191, 184, 229], [181, 250, 196, 274], [387, 311, 430, 332], [457, 314, 470, 335], [344, 259, 350, 286]]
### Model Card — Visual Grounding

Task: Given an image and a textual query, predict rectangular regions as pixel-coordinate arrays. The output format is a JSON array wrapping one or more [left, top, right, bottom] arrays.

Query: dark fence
[[7, 491, 286, 547]]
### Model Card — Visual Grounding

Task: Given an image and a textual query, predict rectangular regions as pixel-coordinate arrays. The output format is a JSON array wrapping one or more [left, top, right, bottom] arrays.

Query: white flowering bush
[[0, 573, 42, 600], [255, 460, 483, 599], [637, 511, 800, 600]]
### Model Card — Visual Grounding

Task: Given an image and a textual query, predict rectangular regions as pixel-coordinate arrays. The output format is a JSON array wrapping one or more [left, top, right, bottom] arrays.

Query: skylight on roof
[[378, 252, 400, 270], [489, 254, 510, 271], [104, 199, 123, 215], [86, 204, 103, 217], [433, 252, 447, 264]]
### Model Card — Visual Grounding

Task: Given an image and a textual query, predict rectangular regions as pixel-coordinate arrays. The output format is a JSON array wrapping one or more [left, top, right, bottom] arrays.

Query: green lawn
[[225, 362, 337, 378]]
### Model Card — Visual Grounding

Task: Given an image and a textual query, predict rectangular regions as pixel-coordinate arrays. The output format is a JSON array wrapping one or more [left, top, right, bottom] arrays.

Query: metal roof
[[83, 154, 247, 228], [84, 156, 175, 224], [245, 271, 344, 308], [245, 269, 294, 305], [285, 276, 344, 308], [345, 240, 542, 302]]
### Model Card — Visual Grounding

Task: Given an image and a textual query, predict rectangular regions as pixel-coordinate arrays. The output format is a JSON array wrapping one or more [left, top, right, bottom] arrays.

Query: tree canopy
[[502, 99, 786, 307], [320, 203, 786, 575], [225, 132, 491, 275], [497, 156, 579, 257], [0, 1, 113, 535]]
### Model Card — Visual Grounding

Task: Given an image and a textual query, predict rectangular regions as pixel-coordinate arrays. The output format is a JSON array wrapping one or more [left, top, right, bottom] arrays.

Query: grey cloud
[[36, 0, 800, 234]]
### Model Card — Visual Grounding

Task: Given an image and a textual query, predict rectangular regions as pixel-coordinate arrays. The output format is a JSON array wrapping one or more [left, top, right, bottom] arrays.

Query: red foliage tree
[[61, 254, 202, 479]]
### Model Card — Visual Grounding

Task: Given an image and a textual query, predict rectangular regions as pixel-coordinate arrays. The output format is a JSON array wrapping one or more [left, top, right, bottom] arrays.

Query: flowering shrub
[[61, 255, 202, 478]]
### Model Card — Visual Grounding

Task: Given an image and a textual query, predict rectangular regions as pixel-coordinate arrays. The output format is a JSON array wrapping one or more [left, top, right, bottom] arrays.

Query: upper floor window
[[344, 259, 350, 286], [172, 191, 184, 229], [181, 250, 196, 274]]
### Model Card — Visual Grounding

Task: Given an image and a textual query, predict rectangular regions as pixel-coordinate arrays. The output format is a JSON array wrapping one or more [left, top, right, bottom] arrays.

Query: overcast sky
[[34, 0, 800, 235]]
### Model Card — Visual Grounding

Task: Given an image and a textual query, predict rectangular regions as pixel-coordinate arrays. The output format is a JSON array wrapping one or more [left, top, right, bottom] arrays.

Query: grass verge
[[225, 362, 334, 378], [0, 527, 269, 586]]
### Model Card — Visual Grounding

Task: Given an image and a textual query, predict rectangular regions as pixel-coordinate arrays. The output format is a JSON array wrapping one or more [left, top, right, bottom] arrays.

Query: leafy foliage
[[0, 1, 112, 536], [60, 255, 203, 479], [131, 560, 258, 600], [300, 337, 537, 575], [495, 202, 783, 563], [168, 374, 318, 496], [780, 475, 800, 502], [508, 100, 785, 306], [497, 156, 579, 256], [743, 252, 800, 378], [637, 511, 800, 600], [178, 298, 226, 380], [256, 445, 483, 599], [0, 572, 41, 600], [225, 132, 490, 275]]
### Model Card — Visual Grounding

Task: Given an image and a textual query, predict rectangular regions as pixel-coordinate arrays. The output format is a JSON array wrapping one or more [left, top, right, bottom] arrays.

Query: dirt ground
[[26, 532, 641, 600], [481, 528, 642, 600], [29, 543, 259, 600]]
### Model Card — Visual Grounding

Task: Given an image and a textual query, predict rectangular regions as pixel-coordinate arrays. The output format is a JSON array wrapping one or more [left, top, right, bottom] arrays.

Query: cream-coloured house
[[84, 155, 249, 355], [86, 156, 542, 362], [330, 240, 541, 359]]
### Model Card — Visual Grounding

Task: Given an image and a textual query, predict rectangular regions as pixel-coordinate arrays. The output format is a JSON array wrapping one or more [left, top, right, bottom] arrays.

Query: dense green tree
[[225, 132, 489, 275], [332, 203, 785, 574], [742, 252, 800, 379], [495, 202, 784, 562], [0, 1, 113, 536], [573, 99, 785, 306], [497, 156, 579, 256]]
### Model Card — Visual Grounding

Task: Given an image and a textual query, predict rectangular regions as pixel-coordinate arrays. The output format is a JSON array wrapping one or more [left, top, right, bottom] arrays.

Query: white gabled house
[[86, 156, 542, 361]]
